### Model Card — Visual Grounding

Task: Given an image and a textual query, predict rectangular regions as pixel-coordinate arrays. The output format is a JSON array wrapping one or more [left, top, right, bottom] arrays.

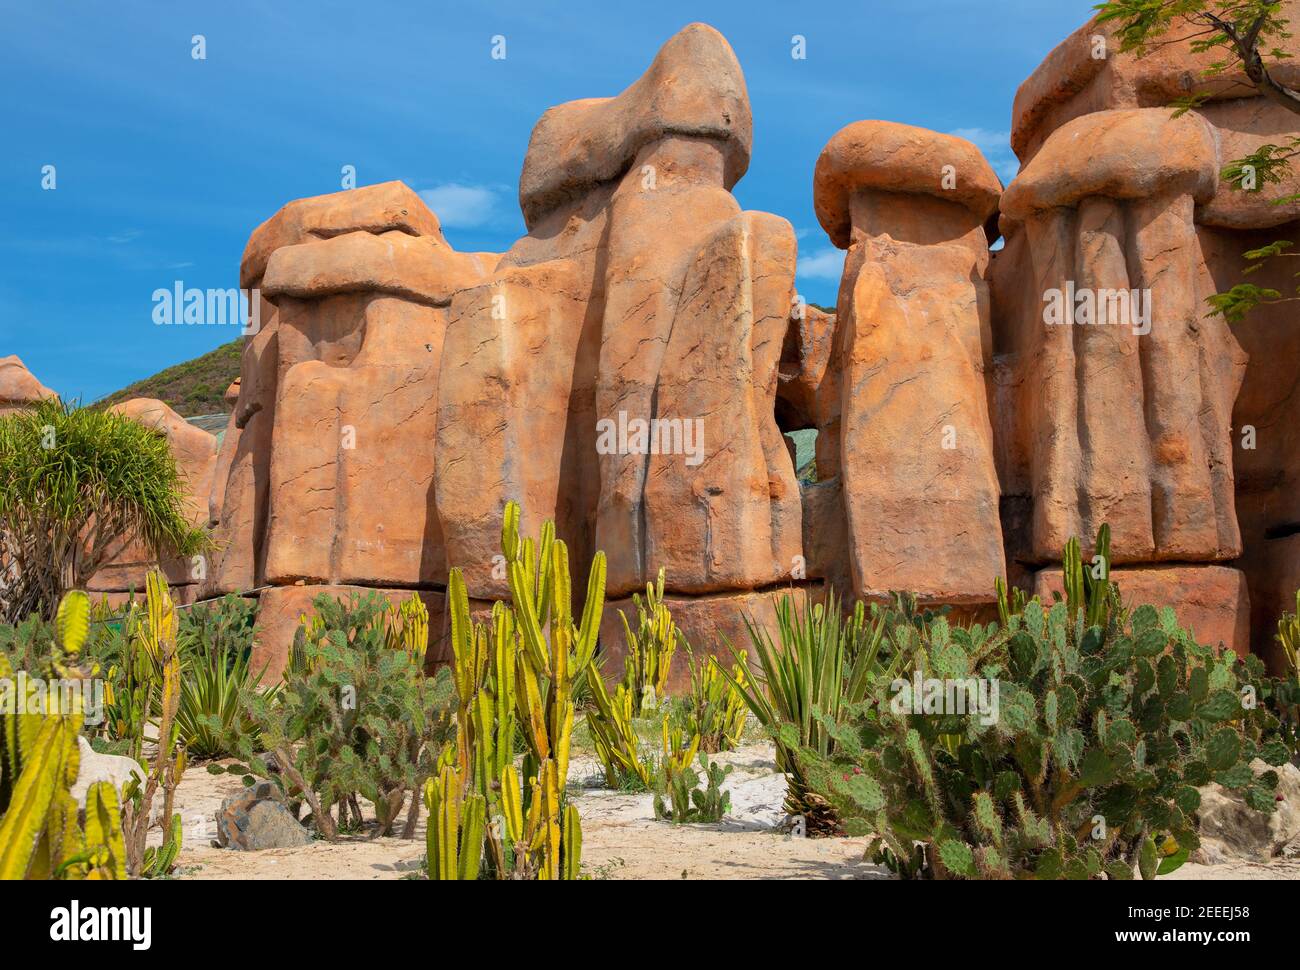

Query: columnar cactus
[[618, 567, 681, 714], [122, 569, 186, 877], [0, 591, 128, 880], [432, 500, 598, 880]]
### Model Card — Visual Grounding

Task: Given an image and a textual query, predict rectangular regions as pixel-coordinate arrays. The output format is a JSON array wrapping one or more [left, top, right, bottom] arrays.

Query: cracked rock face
[[177, 17, 1298, 680]]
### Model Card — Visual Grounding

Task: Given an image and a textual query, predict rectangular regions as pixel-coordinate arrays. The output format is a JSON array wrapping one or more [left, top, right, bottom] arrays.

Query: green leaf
[[937, 840, 976, 877], [1138, 836, 1157, 880], [1205, 728, 1241, 772]]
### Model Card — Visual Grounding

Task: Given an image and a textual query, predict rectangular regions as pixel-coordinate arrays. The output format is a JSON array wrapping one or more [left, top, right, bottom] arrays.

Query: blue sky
[[1, 0, 1090, 404]]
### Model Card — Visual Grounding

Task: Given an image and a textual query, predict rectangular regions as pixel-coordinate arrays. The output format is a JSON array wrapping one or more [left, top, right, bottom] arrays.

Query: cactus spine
[[619, 567, 681, 714], [429, 500, 599, 880], [0, 592, 128, 880]]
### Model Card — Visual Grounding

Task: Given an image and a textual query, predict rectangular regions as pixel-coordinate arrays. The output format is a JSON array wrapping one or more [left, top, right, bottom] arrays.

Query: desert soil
[[160, 743, 1299, 881]]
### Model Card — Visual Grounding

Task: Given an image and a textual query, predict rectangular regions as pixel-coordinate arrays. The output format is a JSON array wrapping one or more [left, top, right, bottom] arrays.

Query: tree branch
[[1200, 10, 1300, 117]]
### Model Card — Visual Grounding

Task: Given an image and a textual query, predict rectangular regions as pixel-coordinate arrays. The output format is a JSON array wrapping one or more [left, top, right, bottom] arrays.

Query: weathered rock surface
[[996, 15, 1300, 665], [69, 736, 144, 810], [1193, 761, 1300, 865], [0, 355, 56, 414], [997, 108, 1244, 567], [216, 781, 313, 851], [812, 121, 1005, 604]]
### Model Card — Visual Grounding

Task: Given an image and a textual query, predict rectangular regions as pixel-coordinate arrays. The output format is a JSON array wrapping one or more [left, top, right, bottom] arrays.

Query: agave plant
[[174, 596, 272, 759], [724, 589, 905, 832]]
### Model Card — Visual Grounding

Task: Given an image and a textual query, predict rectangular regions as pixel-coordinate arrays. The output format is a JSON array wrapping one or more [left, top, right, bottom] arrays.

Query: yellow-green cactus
[[0, 597, 128, 882], [439, 500, 596, 879], [1278, 590, 1299, 677], [425, 764, 485, 881], [619, 567, 681, 715]]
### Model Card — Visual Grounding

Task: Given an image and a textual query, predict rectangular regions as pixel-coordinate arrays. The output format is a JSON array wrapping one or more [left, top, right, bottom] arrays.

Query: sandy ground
[[161, 742, 1299, 881]]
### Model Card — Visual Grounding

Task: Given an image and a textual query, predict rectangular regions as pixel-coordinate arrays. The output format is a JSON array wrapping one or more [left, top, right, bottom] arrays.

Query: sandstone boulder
[[812, 121, 1005, 604], [1032, 564, 1251, 656], [0, 355, 56, 414]]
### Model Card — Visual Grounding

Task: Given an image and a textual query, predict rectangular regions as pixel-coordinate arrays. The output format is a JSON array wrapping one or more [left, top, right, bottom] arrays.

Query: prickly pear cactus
[[796, 532, 1291, 880]]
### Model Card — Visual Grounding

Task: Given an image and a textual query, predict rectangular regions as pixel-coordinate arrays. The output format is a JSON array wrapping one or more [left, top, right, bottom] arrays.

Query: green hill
[[97, 339, 242, 417]]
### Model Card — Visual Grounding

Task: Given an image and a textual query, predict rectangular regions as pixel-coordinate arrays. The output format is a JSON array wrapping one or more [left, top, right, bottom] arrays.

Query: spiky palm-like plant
[[0, 398, 208, 624], [725, 590, 903, 833]]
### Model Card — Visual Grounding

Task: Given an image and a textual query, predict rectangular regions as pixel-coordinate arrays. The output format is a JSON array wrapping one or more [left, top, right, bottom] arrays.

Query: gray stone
[[1193, 760, 1300, 864], [216, 780, 313, 851]]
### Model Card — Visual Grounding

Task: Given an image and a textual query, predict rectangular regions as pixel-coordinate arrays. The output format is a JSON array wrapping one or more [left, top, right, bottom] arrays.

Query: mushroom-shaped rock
[[241, 181, 443, 289], [0, 355, 56, 414], [213, 180, 493, 600], [1001, 108, 1218, 221], [519, 23, 751, 230], [811, 121, 1006, 605], [994, 107, 1242, 565], [814, 121, 1002, 249]]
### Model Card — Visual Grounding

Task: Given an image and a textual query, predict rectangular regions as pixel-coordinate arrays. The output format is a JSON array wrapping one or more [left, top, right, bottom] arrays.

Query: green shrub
[[791, 534, 1292, 879], [175, 595, 273, 759], [0, 398, 208, 624], [222, 592, 455, 839]]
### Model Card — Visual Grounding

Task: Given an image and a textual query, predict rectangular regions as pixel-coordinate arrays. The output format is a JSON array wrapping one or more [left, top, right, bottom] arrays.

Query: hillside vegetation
[[96, 338, 242, 417]]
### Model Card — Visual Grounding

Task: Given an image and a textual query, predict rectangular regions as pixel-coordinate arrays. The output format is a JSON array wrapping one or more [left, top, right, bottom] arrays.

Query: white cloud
[[948, 127, 1020, 186], [417, 183, 498, 229], [796, 247, 845, 282], [948, 127, 1011, 155]]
